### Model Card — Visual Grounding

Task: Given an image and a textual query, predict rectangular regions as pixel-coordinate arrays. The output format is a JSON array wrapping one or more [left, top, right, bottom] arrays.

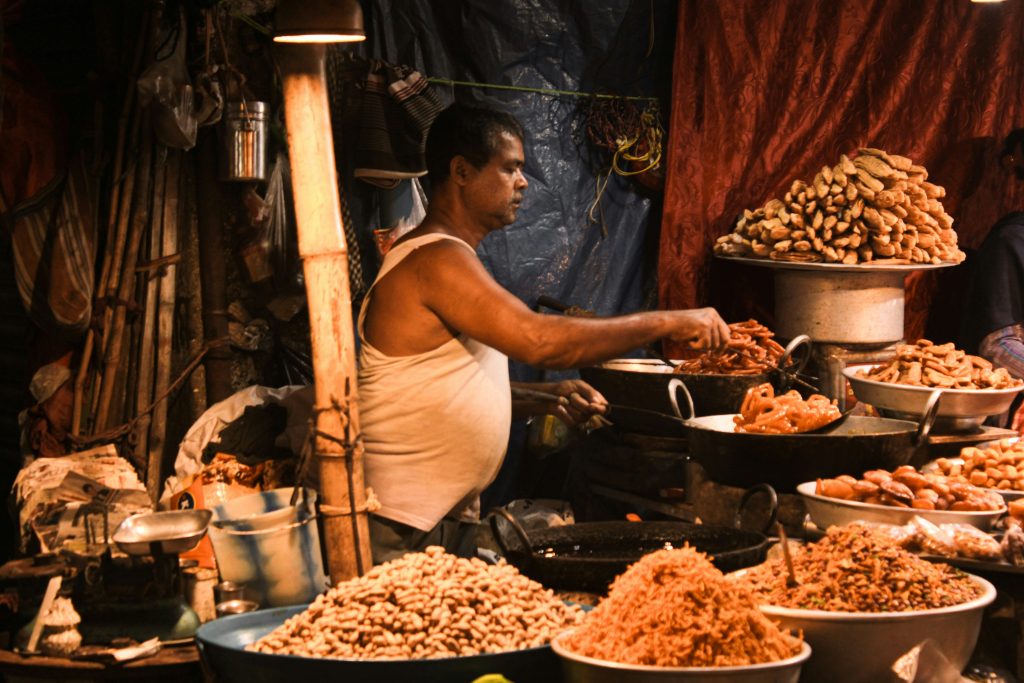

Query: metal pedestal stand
[[718, 256, 955, 407]]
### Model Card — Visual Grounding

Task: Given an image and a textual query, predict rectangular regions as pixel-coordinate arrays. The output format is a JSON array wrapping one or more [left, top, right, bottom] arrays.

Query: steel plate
[[196, 605, 564, 683], [844, 365, 1023, 426], [797, 481, 1004, 531], [715, 255, 956, 273]]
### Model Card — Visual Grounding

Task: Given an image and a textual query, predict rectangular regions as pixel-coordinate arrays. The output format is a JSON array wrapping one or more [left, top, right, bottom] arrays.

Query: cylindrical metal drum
[[774, 269, 905, 343], [221, 101, 268, 181]]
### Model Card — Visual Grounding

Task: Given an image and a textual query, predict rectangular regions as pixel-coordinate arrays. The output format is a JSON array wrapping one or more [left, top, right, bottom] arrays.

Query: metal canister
[[220, 101, 268, 181], [774, 268, 906, 344]]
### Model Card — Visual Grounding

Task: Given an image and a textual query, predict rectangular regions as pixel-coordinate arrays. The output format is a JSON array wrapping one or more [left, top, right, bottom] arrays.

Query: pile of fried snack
[[714, 148, 965, 265], [741, 525, 984, 611], [250, 547, 584, 659], [562, 547, 803, 667], [815, 465, 1004, 512], [673, 319, 786, 375], [859, 339, 1021, 390], [934, 439, 1024, 492], [734, 383, 841, 434]]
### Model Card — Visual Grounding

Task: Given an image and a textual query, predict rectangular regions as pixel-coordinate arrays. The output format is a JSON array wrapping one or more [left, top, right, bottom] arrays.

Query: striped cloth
[[326, 51, 444, 189], [978, 324, 1024, 430], [4, 153, 96, 337]]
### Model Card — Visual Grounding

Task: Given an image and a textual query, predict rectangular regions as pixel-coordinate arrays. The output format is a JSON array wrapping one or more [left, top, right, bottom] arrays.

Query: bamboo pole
[[277, 44, 372, 581], [180, 154, 207, 420], [147, 149, 181, 500], [133, 145, 166, 469], [73, 10, 149, 437], [194, 129, 232, 404], [96, 124, 153, 431]]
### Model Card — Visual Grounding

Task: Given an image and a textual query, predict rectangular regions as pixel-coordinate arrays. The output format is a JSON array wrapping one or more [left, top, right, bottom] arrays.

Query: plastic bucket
[[208, 488, 328, 607]]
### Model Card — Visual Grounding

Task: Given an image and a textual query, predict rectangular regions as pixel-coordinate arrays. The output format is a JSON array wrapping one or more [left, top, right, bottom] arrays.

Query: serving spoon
[[799, 407, 856, 435]]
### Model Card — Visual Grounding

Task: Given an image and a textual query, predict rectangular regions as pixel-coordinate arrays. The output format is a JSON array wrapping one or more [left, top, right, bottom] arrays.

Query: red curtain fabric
[[660, 0, 1024, 354]]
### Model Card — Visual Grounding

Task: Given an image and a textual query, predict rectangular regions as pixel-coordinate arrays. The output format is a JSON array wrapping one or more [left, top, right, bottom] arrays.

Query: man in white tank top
[[359, 104, 730, 563]]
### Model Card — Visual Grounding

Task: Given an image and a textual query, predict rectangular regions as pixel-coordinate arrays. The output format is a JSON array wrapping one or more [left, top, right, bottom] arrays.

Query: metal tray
[[715, 255, 956, 273], [796, 481, 1004, 531], [920, 554, 1024, 576], [113, 509, 212, 556], [843, 365, 1024, 431], [196, 605, 564, 683]]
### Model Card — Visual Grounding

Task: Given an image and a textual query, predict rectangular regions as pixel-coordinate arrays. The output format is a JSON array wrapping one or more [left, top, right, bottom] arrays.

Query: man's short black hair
[[424, 103, 525, 184]]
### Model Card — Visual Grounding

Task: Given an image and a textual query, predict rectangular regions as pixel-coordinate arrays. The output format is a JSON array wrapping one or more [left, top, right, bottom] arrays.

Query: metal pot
[[579, 336, 812, 435], [490, 486, 775, 593], [674, 382, 942, 492]]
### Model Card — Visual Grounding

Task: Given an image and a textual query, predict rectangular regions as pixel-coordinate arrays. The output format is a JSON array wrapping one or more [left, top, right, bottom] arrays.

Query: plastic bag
[[891, 639, 973, 683], [373, 178, 426, 256], [136, 6, 197, 150], [239, 154, 289, 283]]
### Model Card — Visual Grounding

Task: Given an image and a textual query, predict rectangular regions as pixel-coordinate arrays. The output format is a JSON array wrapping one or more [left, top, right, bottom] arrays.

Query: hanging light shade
[[273, 0, 367, 43]]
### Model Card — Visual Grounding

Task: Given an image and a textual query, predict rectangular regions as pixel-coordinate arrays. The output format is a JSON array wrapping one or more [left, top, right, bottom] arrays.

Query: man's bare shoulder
[[399, 237, 484, 280]]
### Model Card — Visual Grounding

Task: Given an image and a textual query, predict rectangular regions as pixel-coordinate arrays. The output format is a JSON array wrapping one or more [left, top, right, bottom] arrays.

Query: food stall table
[[0, 643, 202, 682]]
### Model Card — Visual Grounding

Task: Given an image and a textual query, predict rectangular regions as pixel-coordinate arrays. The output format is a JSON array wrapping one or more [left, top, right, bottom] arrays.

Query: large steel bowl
[[796, 481, 1005, 531], [551, 631, 811, 682], [197, 605, 562, 683], [843, 365, 1024, 432], [742, 572, 996, 683]]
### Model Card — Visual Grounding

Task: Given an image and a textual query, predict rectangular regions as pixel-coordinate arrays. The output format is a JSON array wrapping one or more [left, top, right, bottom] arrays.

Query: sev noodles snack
[[740, 525, 982, 612], [734, 383, 840, 434], [562, 547, 803, 667], [249, 546, 584, 659], [673, 319, 786, 375]]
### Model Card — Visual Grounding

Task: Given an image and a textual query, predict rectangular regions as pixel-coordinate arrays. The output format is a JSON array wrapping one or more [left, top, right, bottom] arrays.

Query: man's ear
[[450, 156, 472, 186]]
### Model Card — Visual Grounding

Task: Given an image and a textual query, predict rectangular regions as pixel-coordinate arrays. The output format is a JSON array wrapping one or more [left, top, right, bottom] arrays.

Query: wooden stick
[[776, 522, 799, 588], [87, 113, 143, 431], [147, 149, 181, 501], [179, 154, 207, 419], [96, 123, 153, 431], [73, 10, 149, 436], [26, 576, 62, 654], [133, 145, 166, 471], [278, 44, 373, 581], [194, 129, 232, 404]]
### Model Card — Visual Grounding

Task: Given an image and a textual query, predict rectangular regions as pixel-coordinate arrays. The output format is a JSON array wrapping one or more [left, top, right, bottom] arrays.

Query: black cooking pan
[[675, 381, 943, 492], [489, 486, 775, 593], [578, 336, 813, 435]]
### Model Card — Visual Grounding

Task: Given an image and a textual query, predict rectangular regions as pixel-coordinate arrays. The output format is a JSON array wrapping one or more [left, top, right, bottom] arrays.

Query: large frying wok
[[674, 381, 942, 491], [579, 336, 813, 436], [490, 486, 775, 593]]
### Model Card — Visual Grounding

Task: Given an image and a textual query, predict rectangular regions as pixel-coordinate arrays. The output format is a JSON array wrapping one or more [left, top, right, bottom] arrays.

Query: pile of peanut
[[859, 339, 1021, 390], [815, 465, 1004, 511], [248, 546, 584, 660], [935, 439, 1024, 492], [714, 148, 965, 265]]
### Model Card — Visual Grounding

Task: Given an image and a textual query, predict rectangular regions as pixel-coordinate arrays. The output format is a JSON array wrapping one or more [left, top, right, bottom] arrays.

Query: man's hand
[[666, 307, 731, 350], [546, 379, 608, 427]]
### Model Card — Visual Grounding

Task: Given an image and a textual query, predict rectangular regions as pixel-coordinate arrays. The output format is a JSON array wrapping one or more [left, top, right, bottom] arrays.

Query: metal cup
[[214, 580, 248, 604]]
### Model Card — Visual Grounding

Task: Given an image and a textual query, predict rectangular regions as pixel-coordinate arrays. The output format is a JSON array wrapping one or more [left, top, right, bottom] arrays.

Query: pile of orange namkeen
[[562, 547, 803, 667], [734, 383, 840, 434]]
